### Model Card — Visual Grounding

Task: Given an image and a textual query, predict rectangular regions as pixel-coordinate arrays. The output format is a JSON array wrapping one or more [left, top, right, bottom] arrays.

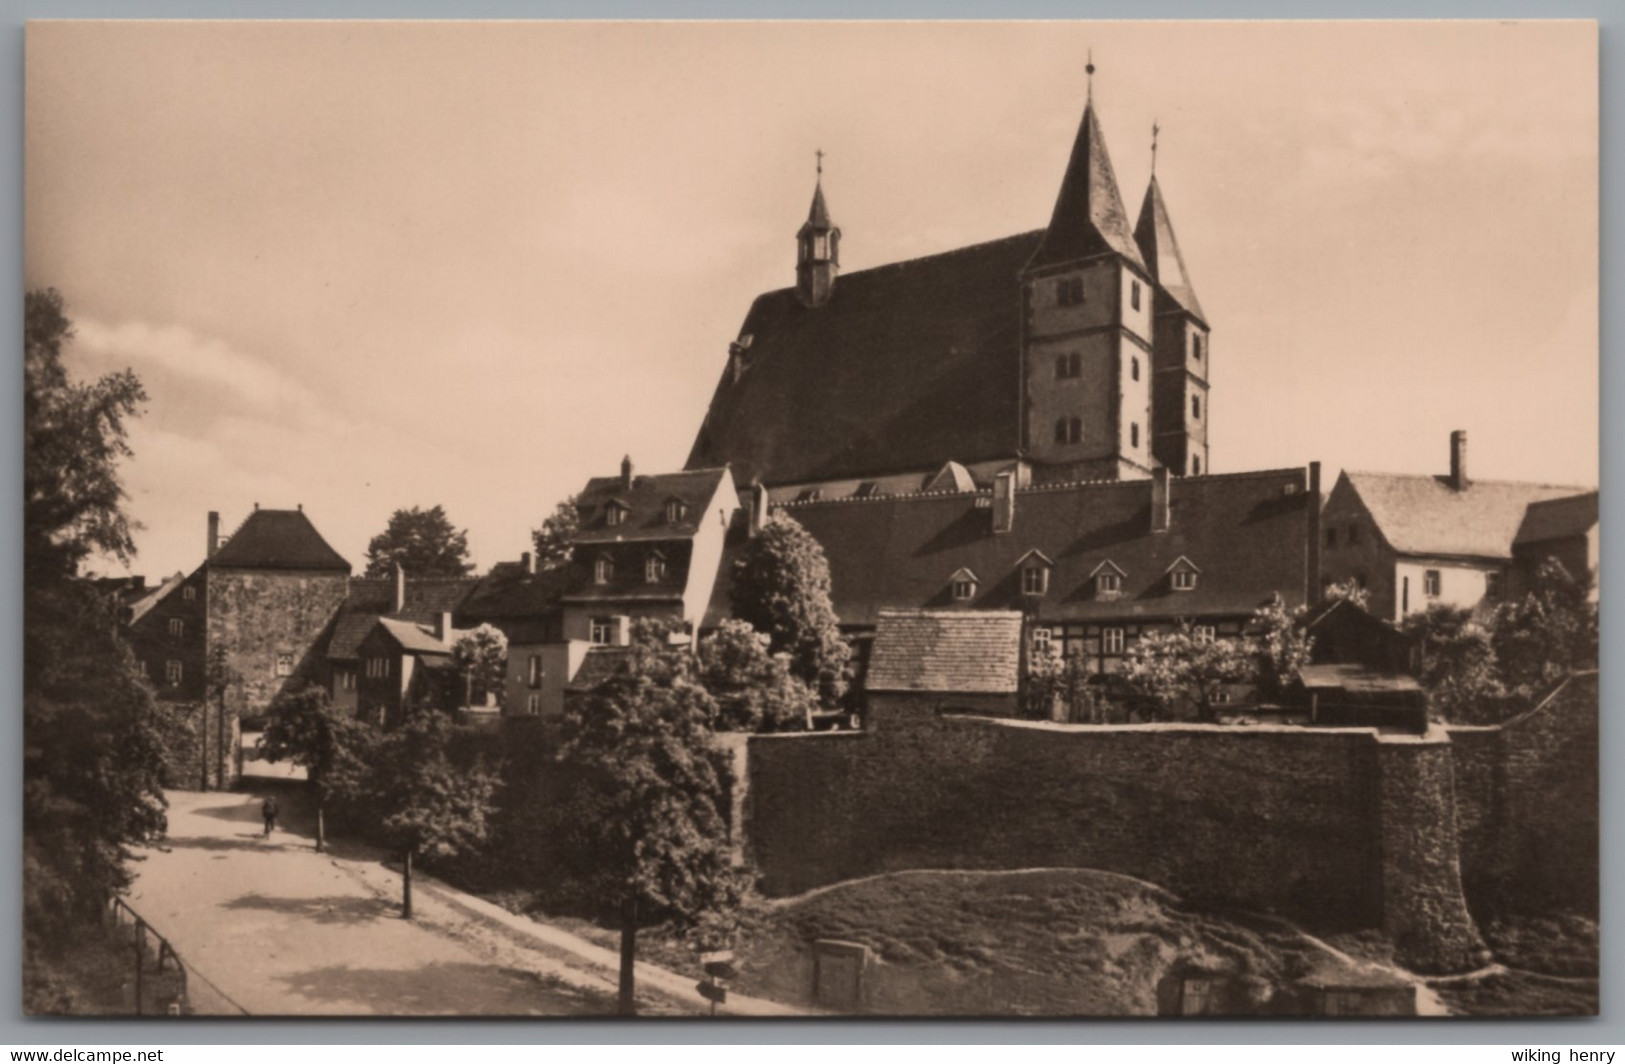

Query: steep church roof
[[686, 231, 1040, 487], [1134, 176, 1207, 324], [1025, 101, 1146, 274], [208, 508, 350, 571]]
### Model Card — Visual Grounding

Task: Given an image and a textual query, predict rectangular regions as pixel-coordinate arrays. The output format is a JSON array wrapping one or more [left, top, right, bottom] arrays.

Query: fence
[[106, 896, 250, 1016]]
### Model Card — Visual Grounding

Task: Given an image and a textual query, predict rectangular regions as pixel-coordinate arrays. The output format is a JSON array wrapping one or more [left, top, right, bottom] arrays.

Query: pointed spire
[[1133, 175, 1206, 324], [802, 149, 833, 231], [1026, 85, 1145, 274], [796, 150, 840, 307]]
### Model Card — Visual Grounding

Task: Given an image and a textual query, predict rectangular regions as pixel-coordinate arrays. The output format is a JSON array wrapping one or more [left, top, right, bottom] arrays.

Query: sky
[[25, 19, 1598, 580]]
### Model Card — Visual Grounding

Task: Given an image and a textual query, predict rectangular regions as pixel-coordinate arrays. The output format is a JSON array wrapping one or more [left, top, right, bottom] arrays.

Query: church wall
[[1026, 330, 1119, 466]]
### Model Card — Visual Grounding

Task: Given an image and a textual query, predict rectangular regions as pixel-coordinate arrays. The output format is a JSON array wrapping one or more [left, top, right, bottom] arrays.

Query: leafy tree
[[1023, 644, 1109, 723], [1402, 604, 1504, 723], [363, 505, 473, 578], [557, 630, 745, 1015], [730, 515, 852, 705], [1492, 558, 1598, 696], [1119, 624, 1257, 723], [1321, 578, 1372, 612], [530, 495, 581, 572], [696, 619, 818, 732], [451, 623, 509, 710], [260, 685, 378, 852], [372, 710, 499, 918], [23, 288, 168, 945], [1250, 593, 1315, 701]]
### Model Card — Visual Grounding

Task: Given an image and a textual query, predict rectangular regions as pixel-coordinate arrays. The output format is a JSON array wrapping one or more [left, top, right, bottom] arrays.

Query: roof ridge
[[1346, 470, 1594, 491], [753, 230, 1047, 300]]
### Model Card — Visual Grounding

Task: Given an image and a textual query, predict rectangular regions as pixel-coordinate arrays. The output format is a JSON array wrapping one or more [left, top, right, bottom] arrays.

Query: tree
[[530, 495, 581, 572], [23, 288, 168, 943], [362, 505, 473, 578], [1119, 624, 1257, 723], [1492, 558, 1598, 697], [730, 515, 852, 705], [696, 619, 818, 732], [557, 631, 745, 1015], [1250, 593, 1314, 701], [1402, 604, 1504, 723], [372, 710, 499, 918], [1024, 644, 1109, 723], [1321, 578, 1372, 612], [451, 624, 509, 710], [260, 685, 378, 852]]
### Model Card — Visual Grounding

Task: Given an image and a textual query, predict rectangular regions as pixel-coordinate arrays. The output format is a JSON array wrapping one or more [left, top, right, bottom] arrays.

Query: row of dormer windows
[[952, 559, 1200, 602]]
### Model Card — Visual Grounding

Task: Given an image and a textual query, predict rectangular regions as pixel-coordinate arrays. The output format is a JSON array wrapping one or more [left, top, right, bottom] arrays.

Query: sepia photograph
[[21, 18, 1598, 1020]]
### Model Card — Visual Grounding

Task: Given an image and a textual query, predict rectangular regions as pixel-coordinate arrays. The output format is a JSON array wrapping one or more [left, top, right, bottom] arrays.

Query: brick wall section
[[1449, 672, 1599, 916]]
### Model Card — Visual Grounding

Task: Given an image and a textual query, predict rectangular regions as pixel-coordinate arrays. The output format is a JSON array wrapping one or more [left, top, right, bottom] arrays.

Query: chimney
[[1449, 430, 1469, 491], [1150, 467, 1170, 533], [749, 483, 770, 535], [207, 511, 220, 558], [521, 550, 535, 575], [435, 611, 453, 642], [621, 455, 634, 491], [992, 470, 1016, 534], [393, 562, 406, 613]]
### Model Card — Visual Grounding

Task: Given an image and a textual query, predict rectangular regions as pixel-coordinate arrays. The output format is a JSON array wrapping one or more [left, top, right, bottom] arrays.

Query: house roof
[[1513, 491, 1598, 547], [573, 467, 732, 545], [685, 230, 1040, 487], [780, 467, 1314, 628], [326, 576, 482, 661], [866, 609, 1024, 694], [126, 571, 187, 626], [1134, 176, 1207, 324], [208, 508, 351, 571], [459, 561, 574, 623], [374, 616, 450, 656], [1025, 101, 1146, 274], [1341, 473, 1590, 560]]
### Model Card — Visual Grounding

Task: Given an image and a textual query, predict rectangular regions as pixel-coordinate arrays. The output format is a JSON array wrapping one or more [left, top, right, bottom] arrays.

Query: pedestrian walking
[[261, 795, 279, 838]]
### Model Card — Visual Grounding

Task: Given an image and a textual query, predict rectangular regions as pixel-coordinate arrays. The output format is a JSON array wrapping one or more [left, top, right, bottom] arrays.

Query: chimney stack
[[1150, 467, 1171, 533], [992, 470, 1016, 534], [207, 511, 220, 558], [1449, 430, 1469, 491], [749, 483, 770, 535], [521, 550, 535, 575], [621, 455, 634, 491], [393, 562, 406, 613], [435, 611, 454, 642]]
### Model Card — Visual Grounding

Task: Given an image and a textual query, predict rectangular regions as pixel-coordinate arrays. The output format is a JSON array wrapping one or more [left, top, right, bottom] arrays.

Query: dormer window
[[1017, 550, 1054, 596], [949, 568, 979, 603], [795, 488, 823, 503], [1089, 560, 1127, 600], [645, 552, 666, 584], [594, 556, 613, 584], [664, 498, 687, 523], [605, 501, 629, 527], [1166, 556, 1201, 592]]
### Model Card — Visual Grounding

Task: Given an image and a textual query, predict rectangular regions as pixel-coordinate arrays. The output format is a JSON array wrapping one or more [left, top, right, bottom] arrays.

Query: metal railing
[[107, 896, 250, 1016]]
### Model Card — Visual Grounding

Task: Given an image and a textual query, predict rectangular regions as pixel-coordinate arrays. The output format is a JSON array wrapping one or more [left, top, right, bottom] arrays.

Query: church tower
[[1021, 64, 1155, 483], [795, 155, 840, 308], [1134, 151, 1210, 477]]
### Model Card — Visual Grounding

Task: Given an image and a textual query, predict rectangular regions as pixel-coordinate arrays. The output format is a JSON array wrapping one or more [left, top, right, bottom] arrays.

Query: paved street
[[129, 789, 620, 1016]]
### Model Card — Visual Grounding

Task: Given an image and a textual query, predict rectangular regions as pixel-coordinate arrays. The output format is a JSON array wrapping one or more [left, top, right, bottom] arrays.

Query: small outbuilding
[[864, 609, 1025, 725]]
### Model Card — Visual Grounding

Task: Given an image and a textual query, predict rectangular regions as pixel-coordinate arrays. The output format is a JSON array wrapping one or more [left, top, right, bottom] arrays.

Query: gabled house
[[354, 614, 462, 726], [323, 566, 479, 715], [1511, 491, 1598, 602], [1320, 431, 1592, 622]]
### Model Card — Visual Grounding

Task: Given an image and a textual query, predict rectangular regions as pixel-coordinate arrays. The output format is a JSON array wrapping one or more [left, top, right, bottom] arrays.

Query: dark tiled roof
[[867, 609, 1024, 694], [685, 231, 1040, 487], [126, 571, 187, 626], [209, 509, 350, 571], [327, 576, 481, 661], [455, 561, 572, 645], [1513, 491, 1598, 547], [1343, 473, 1589, 560], [780, 468, 1315, 628], [1026, 102, 1146, 274], [1134, 176, 1206, 324], [573, 467, 731, 545]]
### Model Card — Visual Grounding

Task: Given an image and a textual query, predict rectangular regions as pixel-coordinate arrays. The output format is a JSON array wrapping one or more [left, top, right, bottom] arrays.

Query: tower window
[[1055, 352, 1082, 379], [1193, 334, 1202, 362], [1130, 422, 1140, 448], [1131, 357, 1140, 382], [1192, 396, 1201, 420], [1054, 416, 1082, 445], [1131, 281, 1142, 311], [1192, 456, 1201, 475], [1056, 276, 1085, 307]]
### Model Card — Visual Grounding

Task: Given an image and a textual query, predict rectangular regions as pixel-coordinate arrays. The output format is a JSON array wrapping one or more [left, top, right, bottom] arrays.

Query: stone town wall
[[205, 569, 349, 716], [155, 698, 240, 791]]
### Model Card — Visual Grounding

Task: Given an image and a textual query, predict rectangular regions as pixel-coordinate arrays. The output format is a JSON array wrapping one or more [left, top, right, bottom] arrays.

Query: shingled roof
[[686, 232, 1038, 487], [374, 616, 450, 657], [326, 576, 481, 661], [1514, 491, 1598, 547], [780, 468, 1315, 628], [867, 610, 1024, 694], [1341, 473, 1589, 561], [1025, 101, 1146, 274], [574, 467, 732, 545], [209, 509, 350, 571], [1134, 176, 1206, 325]]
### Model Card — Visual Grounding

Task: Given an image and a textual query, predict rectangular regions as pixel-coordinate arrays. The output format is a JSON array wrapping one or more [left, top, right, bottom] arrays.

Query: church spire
[[1133, 170, 1206, 324], [796, 149, 840, 307], [1026, 65, 1145, 274]]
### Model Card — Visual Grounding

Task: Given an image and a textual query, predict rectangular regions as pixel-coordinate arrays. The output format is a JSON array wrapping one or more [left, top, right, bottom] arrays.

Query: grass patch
[[25, 917, 189, 1016]]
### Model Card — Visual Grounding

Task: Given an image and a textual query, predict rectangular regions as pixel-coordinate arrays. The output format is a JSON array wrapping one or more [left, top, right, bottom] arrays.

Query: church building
[[686, 69, 1211, 501]]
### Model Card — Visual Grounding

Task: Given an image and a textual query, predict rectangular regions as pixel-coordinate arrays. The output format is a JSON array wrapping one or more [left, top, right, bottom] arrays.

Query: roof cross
[[1151, 120, 1160, 174], [1086, 49, 1095, 100], [816, 148, 824, 178]]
